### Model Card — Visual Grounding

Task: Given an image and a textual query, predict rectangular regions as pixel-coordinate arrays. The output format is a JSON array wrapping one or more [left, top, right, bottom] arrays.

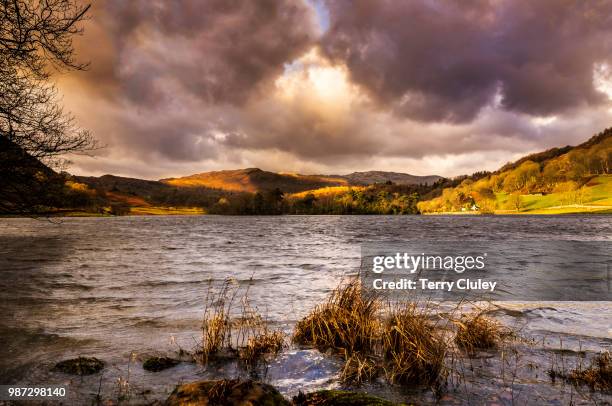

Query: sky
[[58, 0, 612, 180]]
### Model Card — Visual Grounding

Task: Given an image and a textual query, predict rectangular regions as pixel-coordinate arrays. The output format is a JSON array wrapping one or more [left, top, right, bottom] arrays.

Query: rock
[[143, 356, 180, 372], [166, 379, 290, 406], [293, 390, 398, 406], [53, 357, 104, 375]]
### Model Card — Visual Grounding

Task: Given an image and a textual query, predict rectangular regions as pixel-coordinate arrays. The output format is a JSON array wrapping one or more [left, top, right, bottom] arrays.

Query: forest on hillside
[[418, 129, 612, 213], [49, 179, 428, 215], [3, 128, 611, 216]]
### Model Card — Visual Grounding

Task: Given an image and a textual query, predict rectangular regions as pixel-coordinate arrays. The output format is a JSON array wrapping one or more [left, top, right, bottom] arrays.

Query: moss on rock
[[53, 357, 104, 375], [166, 379, 290, 406], [142, 356, 179, 372]]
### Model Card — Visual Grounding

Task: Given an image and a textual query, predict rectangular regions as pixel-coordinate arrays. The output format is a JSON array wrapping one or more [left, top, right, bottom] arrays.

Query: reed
[[454, 312, 502, 353], [200, 279, 237, 363], [340, 353, 379, 384], [199, 278, 285, 367], [240, 330, 285, 368], [294, 278, 449, 387], [293, 278, 381, 354], [382, 303, 447, 386], [550, 351, 612, 391]]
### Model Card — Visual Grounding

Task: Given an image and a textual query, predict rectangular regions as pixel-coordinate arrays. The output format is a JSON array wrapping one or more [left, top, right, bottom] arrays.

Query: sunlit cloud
[[594, 63, 612, 100], [56, 0, 612, 180]]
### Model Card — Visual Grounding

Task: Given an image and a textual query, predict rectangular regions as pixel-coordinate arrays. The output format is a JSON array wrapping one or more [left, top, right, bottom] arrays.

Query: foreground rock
[[143, 356, 180, 372], [293, 390, 398, 406], [166, 379, 290, 406], [53, 357, 104, 375]]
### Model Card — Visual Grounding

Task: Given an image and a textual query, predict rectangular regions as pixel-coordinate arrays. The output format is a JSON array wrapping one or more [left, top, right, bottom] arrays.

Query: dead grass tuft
[[293, 279, 381, 354], [382, 304, 447, 386], [294, 278, 449, 387], [454, 313, 502, 353], [240, 330, 285, 368], [199, 278, 285, 368], [551, 351, 612, 391], [207, 378, 239, 404], [200, 279, 237, 363], [340, 353, 379, 384]]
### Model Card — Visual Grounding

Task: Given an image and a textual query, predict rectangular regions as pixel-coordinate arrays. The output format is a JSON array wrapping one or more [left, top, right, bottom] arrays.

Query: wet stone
[[142, 356, 180, 372], [166, 379, 291, 406], [53, 357, 104, 375]]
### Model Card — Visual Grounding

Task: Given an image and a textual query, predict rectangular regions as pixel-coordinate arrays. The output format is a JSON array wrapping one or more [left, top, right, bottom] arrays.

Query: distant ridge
[[338, 171, 442, 186], [160, 168, 442, 193], [160, 168, 348, 193]]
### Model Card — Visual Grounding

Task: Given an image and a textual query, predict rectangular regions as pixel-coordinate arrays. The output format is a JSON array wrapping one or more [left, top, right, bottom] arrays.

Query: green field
[[495, 175, 612, 214], [129, 206, 206, 215]]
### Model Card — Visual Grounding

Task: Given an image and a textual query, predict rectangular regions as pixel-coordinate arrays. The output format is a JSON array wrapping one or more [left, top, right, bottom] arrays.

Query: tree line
[[208, 183, 423, 215]]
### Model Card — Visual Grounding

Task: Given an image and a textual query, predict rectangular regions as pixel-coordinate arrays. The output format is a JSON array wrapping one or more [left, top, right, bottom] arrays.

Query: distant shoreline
[[3, 210, 612, 218]]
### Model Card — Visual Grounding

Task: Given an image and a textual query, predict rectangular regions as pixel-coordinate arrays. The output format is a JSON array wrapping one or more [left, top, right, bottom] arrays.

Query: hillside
[[161, 168, 441, 193], [0, 136, 65, 214], [77, 175, 174, 198], [56, 168, 442, 216], [418, 128, 612, 214], [6, 129, 610, 216], [338, 171, 442, 186], [161, 168, 348, 193], [74, 174, 234, 213]]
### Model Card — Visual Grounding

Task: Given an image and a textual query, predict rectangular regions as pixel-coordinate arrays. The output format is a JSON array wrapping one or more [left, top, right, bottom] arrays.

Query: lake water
[[0, 215, 611, 404]]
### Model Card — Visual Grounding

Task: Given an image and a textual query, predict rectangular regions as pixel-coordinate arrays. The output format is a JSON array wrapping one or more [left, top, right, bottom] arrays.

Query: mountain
[[338, 171, 442, 186], [75, 174, 232, 210], [77, 174, 174, 196], [160, 168, 349, 193], [8, 128, 610, 216], [160, 168, 441, 193]]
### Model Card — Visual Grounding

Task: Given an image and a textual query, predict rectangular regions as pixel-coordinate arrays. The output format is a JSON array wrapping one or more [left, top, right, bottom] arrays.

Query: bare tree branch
[[0, 0, 94, 214]]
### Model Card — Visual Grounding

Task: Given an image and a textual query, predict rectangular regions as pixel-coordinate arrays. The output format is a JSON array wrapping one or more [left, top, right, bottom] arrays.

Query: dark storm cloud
[[320, 0, 612, 122], [65, 0, 320, 164], [104, 0, 318, 106], [62, 0, 612, 178]]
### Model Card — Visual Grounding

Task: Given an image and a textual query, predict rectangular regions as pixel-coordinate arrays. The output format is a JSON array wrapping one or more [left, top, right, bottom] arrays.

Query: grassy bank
[[426, 175, 612, 215], [128, 206, 205, 215]]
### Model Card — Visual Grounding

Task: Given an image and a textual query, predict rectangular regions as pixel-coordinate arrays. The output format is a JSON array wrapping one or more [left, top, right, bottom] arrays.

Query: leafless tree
[[0, 0, 95, 213]]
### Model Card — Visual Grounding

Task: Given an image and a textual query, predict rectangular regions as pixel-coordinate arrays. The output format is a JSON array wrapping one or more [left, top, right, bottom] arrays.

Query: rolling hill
[[418, 127, 612, 214], [160, 168, 442, 193], [160, 168, 348, 193], [336, 171, 442, 186], [5, 128, 610, 216], [66, 168, 442, 215]]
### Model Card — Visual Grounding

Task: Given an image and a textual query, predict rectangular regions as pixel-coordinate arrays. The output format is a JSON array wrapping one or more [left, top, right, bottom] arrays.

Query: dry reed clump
[[199, 278, 285, 367], [553, 351, 612, 391], [340, 353, 379, 384], [382, 304, 447, 386], [200, 280, 237, 363], [293, 279, 381, 354], [294, 278, 449, 387], [454, 313, 502, 353], [240, 330, 285, 368]]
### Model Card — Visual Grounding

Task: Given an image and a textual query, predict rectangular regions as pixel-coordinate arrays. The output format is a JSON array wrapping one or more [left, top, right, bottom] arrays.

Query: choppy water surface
[[0, 215, 610, 405]]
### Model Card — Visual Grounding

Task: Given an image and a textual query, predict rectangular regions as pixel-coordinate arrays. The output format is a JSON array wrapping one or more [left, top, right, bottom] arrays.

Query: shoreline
[[3, 210, 611, 218]]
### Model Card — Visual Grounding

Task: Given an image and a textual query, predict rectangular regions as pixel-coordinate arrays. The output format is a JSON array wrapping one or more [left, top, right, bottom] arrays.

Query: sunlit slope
[[418, 128, 612, 214], [161, 168, 348, 193], [494, 175, 612, 214], [288, 186, 364, 199]]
